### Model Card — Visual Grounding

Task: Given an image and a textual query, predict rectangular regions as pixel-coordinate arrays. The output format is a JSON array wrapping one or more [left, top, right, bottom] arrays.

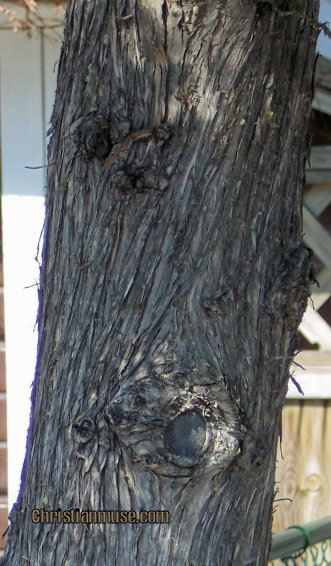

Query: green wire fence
[[269, 516, 331, 565]]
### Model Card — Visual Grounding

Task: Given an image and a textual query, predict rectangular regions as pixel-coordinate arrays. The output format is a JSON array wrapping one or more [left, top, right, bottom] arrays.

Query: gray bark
[[1, 0, 318, 564]]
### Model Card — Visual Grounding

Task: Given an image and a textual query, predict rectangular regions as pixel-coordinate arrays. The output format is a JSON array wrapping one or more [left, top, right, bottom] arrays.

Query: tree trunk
[[2, 0, 318, 564]]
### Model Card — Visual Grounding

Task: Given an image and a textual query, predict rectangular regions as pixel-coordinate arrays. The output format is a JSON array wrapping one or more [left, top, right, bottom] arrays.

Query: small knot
[[72, 415, 95, 444], [72, 114, 112, 159]]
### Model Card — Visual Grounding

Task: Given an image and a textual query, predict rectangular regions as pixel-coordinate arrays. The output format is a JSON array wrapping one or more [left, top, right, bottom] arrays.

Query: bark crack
[[162, 0, 169, 123]]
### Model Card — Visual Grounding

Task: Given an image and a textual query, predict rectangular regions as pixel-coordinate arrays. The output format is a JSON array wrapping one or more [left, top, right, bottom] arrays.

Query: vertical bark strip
[[2, 0, 318, 564]]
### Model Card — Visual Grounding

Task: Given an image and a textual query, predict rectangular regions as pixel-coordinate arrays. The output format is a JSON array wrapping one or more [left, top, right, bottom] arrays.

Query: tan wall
[[273, 400, 331, 533]]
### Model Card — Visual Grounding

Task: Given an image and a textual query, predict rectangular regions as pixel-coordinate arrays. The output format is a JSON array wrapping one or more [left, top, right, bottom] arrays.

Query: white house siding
[[317, 0, 331, 60], [0, 4, 62, 509]]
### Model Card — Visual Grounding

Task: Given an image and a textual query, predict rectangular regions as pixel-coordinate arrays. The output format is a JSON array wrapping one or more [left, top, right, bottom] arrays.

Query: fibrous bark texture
[[2, 0, 318, 564]]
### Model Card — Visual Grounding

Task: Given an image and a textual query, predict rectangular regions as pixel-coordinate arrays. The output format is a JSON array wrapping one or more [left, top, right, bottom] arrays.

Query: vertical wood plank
[[274, 401, 331, 532], [273, 401, 302, 532], [295, 402, 329, 522]]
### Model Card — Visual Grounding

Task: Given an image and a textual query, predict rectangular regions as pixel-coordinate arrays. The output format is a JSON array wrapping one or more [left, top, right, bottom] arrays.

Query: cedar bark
[[1, 0, 318, 564]]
